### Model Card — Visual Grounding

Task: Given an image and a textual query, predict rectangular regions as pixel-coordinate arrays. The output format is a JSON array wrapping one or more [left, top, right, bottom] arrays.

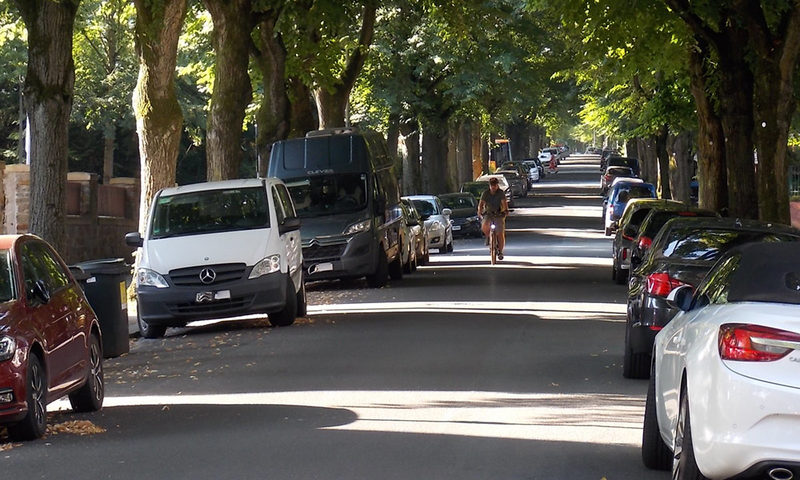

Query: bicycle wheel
[[490, 231, 497, 265]]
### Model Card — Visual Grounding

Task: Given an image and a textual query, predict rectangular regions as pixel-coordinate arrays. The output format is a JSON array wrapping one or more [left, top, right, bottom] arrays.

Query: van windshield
[[285, 173, 368, 218], [150, 187, 270, 239]]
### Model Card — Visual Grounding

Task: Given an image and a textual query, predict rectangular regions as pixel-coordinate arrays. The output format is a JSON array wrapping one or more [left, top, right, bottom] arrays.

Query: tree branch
[[663, 0, 724, 51], [340, 0, 377, 92]]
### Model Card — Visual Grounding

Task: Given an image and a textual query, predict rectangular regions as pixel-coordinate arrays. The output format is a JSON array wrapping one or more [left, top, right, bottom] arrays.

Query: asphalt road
[[1, 155, 669, 480]]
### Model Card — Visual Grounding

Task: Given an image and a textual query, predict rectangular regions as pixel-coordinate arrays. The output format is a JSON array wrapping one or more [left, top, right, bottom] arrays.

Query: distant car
[[600, 149, 620, 171], [439, 193, 481, 238], [495, 170, 527, 198], [606, 156, 640, 177], [474, 174, 514, 208], [394, 203, 418, 274], [600, 166, 636, 194], [0, 234, 105, 441], [537, 151, 554, 170], [643, 241, 800, 479], [610, 199, 687, 284], [499, 162, 536, 190], [603, 181, 656, 236], [624, 217, 800, 379], [400, 199, 429, 266], [404, 195, 454, 254], [522, 158, 545, 181]]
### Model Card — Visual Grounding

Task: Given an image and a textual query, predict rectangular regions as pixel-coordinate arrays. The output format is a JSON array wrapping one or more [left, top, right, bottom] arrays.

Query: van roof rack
[[305, 126, 360, 137]]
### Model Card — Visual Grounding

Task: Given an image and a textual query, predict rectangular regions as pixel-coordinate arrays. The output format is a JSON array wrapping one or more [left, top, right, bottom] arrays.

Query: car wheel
[[673, 385, 709, 480], [296, 279, 307, 317], [388, 251, 403, 280], [642, 371, 672, 470], [8, 354, 48, 441], [138, 308, 167, 339], [611, 260, 618, 281], [366, 247, 389, 288], [68, 333, 104, 412], [269, 277, 297, 327], [622, 321, 651, 379]]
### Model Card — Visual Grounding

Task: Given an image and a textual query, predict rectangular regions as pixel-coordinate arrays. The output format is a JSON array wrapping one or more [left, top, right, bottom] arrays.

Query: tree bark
[[14, 0, 80, 253], [314, 1, 376, 129], [288, 77, 316, 137], [655, 125, 671, 199], [505, 119, 529, 163], [457, 120, 472, 186], [203, 0, 254, 181], [687, 38, 727, 213], [668, 131, 692, 203], [132, 0, 187, 234], [253, 7, 290, 177], [400, 118, 420, 194], [420, 115, 448, 194], [103, 123, 115, 183], [637, 137, 658, 186]]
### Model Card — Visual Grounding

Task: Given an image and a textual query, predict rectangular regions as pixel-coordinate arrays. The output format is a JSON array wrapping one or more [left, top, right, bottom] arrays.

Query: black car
[[438, 193, 481, 238], [606, 156, 640, 177], [623, 217, 800, 379]]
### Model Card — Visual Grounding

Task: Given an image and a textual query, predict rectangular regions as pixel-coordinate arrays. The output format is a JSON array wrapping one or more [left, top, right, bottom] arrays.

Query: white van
[[125, 178, 304, 338]]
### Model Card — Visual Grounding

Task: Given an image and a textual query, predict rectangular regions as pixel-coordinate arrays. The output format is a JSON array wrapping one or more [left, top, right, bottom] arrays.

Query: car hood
[[448, 208, 478, 219], [143, 229, 275, 272], [296, 211, 370, 241]]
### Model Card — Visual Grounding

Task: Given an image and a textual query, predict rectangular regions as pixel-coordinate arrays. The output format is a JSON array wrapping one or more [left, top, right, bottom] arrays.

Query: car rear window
[[660, 229, 799, 262]]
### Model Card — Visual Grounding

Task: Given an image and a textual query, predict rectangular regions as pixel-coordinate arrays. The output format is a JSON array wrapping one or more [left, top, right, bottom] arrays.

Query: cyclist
[[478, 177, 509, 260]]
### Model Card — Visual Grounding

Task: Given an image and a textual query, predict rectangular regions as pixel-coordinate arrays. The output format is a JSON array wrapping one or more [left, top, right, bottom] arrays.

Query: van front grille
[[169, 263, 247, 286], [303, 243, 346, 261]]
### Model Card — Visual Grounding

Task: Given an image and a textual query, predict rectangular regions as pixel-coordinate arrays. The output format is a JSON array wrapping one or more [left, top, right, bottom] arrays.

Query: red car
[[0, 234, 104, 440]]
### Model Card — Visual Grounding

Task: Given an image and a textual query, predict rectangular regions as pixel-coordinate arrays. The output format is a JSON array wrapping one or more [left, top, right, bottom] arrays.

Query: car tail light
[[621, 247, 628, 260], [719, 324, 800, 362], [645, 273, 687, 297], [638, 236, 652, 250]]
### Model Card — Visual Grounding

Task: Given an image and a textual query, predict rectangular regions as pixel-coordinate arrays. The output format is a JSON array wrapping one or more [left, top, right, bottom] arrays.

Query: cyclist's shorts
[[482, 215, 505, 232]]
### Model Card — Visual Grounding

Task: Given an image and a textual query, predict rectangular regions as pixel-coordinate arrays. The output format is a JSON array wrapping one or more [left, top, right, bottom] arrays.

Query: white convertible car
[[642, 241, 800, 480]]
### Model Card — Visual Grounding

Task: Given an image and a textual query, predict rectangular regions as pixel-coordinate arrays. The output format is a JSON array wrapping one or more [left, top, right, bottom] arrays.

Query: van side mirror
[[667, 285, 694, 312], [125, 232, 143, 248], [279, 216, 301, 234]]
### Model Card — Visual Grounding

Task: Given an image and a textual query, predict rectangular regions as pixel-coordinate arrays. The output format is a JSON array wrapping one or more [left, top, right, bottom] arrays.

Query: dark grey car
[[439, 193, 481, 238], [623, 217, 800, 379]]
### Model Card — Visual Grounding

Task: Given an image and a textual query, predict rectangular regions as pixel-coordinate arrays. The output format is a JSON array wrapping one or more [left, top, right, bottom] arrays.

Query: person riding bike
[[478, 177, 509, 260]]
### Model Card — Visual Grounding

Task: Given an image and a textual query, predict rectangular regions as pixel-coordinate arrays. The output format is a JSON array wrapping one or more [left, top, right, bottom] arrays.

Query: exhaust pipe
[[768, 467, 794, 480]]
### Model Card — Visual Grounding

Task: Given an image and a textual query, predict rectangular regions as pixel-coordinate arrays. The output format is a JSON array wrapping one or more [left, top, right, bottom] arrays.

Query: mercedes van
[[267, 128, 403, 287], [125, 178, 305, 338]]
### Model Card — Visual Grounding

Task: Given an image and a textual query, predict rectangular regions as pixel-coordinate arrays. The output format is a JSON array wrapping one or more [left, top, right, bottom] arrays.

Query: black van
[[267, 128, 403, 287]]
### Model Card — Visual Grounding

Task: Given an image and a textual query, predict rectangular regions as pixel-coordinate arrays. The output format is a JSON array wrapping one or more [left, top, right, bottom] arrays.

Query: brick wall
[[0, 162, 139, 264]]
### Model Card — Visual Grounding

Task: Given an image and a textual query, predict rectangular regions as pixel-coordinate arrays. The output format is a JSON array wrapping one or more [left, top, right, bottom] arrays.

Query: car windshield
[[411, 199, 440, 217], [462, 183, 488, 198], [440, 195, 477, 209], [150, 186, 270, 239], [660, 230, 799, 261], [285, 173, 368, 218], [0, 250, 14, 302]]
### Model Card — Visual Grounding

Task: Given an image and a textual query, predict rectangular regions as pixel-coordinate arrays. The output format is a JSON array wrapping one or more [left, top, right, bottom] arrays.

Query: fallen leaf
[[48, 420, 106, 436]]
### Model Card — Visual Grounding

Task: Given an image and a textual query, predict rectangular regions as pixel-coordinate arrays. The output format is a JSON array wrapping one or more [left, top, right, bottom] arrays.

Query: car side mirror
[[442, 208, 452, 217], [374, 198, 387, 215], [610, 220, 619, 232], [630, 252, 642, 269], [30, 280, 51, 304], [667, 285, 695, 312], [125, 232, 143, 248], [279, 216, 301, 234]]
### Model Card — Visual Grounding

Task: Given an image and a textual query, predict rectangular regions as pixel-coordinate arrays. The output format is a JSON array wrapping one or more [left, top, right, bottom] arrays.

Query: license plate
[[310, 262, 334, 274], [452, 225, 461, 231], [195, 290, 231, 303]]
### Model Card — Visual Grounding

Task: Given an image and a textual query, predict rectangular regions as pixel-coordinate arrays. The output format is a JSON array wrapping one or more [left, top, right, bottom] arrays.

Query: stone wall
[[0, 162, 139, 264]]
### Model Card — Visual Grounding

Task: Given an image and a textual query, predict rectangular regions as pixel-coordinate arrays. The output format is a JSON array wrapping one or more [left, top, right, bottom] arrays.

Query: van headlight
[[137, 268, 169, 288], [344, 219, 371, 236], [249, 254, 281, 278], [0, 336, 15, 362]]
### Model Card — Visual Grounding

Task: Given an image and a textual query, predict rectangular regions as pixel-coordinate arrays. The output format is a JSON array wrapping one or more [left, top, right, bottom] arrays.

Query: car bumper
[[301, 231, 379, 281], [451, 220, 481, 237], [687, 358, 800, 479], [0, 358, 28, 424], [630, 295, 679, 354], [138, 271, 289, 327], [427, 225, 447, 248]]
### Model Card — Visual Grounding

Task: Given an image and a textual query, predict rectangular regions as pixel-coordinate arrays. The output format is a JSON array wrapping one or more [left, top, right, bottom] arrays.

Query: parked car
[[603, 181, 656, 236], [403, 195, 454, 254], [0, 234, 105, 440], [495, 170, 527, 198], [643, 241, 800, 479], [439, 193, 481, 238], [522, 158, 545, 181], [600, 166, 636, 194], [629, 207, 718, 267], [400, 199, 429, 266], [125, 178, 306, 338], [499, 161, 536, 189], [610, 199, 687, 284], [394, 203, 418, 274], [537, 151, 554, 170], [474, 174, 514, 208], [600, 149, 621, 171], [624, 217, 800, 379], [606, 156, 641, 177]]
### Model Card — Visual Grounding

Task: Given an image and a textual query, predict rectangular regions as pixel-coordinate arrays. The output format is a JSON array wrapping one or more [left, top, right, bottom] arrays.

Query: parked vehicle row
[[605, 186, 800, 479]]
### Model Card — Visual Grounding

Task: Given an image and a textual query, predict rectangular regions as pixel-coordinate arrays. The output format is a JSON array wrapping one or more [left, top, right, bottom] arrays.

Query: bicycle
[[488, 218, 501, 265]]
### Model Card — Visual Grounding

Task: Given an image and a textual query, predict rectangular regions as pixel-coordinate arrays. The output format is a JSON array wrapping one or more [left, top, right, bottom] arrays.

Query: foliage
[[0, 7, 27, 164]]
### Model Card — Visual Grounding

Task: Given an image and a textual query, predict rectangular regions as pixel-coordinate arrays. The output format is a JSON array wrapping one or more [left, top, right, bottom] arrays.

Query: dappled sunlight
[[511, 205, 603, 218], [427, 254, 612, 267], [51, 390, 645, 446], [306, 299, 625, 321], [505, 227, 608, 239]]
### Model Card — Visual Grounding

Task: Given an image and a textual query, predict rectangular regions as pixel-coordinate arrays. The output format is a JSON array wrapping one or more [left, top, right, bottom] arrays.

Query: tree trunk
[[457, 120, 472, 186], [14, 0, 79, 253], [203, 0, 253, 181], [387, 112, 401, 188], [400, 119, 420, 195], [655, 125, 671, 199], [288, 77, 316, 137], [471, 122, 483, 180], [103, 123, 115, 183], [505, 120, 529, 163], [638, 137, 658, 186], [687, 39, 727, 213], [668, 131, 692, 203], [420, 115, 448, 194], [253, 8, 290, 177], [314, 2, 376, 129], [132, 0, 187, 234]]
